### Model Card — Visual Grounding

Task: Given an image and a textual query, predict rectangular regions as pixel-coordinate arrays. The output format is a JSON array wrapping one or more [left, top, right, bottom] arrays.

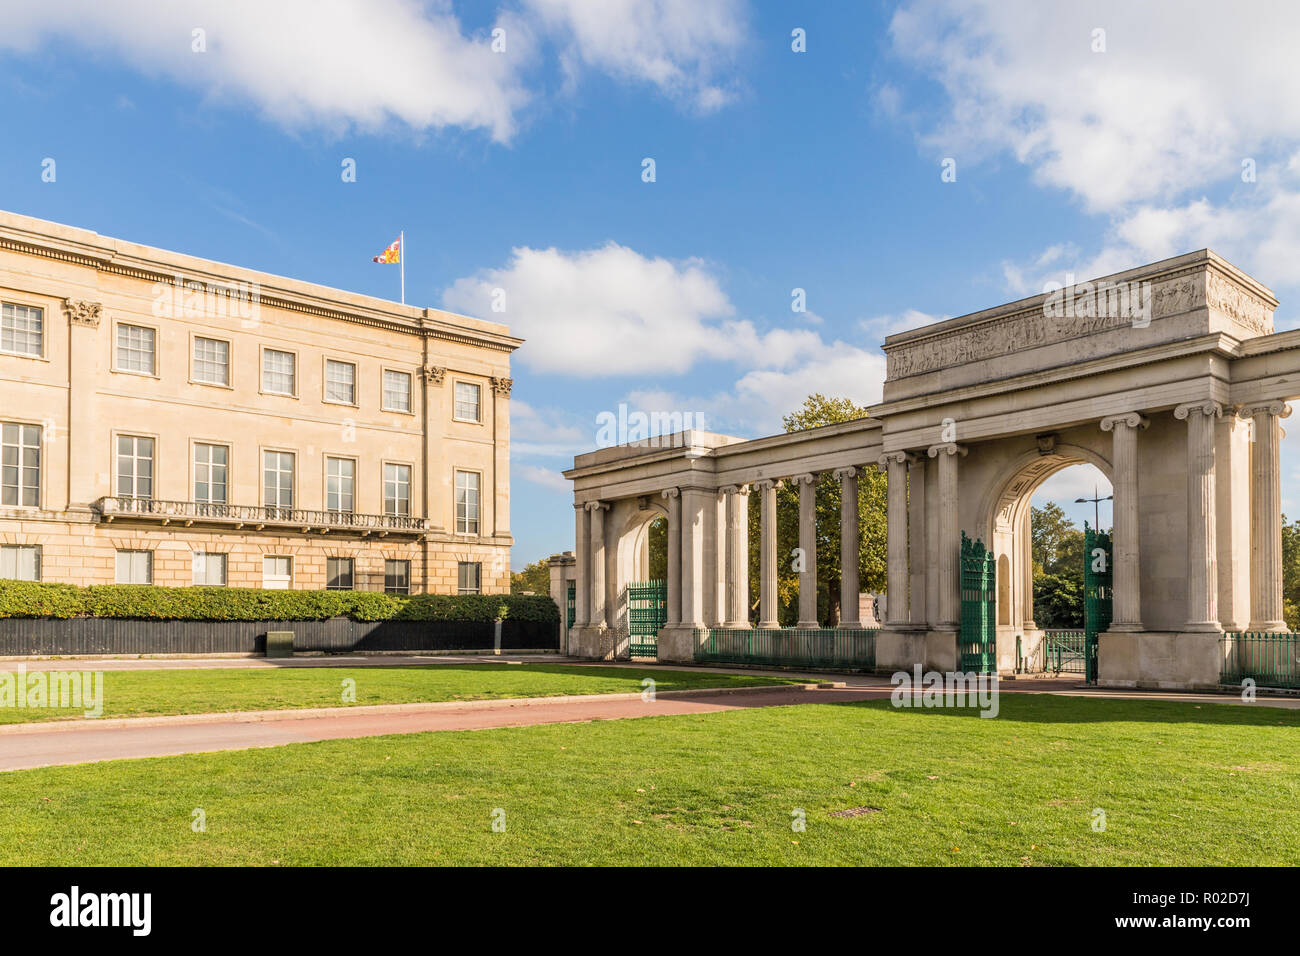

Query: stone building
[[564, 250, 1300, 690], [0, 211, 519, 593]]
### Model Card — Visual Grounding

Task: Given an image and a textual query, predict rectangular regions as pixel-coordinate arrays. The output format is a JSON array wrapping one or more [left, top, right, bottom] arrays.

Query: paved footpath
[[1, 656, 1295, 772]]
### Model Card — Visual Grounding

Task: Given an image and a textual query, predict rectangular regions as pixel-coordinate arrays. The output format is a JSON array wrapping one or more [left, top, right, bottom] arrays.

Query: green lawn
[[4, 694, 1298, 865], [0, 663, 802, 724]]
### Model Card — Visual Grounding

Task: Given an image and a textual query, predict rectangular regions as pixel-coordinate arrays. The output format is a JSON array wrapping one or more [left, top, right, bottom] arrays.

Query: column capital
[[832, 466, 861, 480], [583, 500, 609, 513], [792, 473, 818, 486], [877, 451, 909, 470], [754, 478, 784, 491], [1174, 401, 1224, 421], [661, 487, 679, 499], [1239, 400, 1293, 420], [718, 484, 751, 496], [926, 443, 967, 459], [1100, 412, 1150, 432]]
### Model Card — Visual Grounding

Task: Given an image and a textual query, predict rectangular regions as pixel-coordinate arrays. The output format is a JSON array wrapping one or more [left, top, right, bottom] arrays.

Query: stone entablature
[[882, 251, 1276, 401]]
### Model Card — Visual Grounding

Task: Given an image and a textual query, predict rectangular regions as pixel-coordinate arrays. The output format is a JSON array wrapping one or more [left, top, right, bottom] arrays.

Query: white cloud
[[510, 399, 591, 457], [522, 0, 746, 111], [0, 0, 529, 141], [859, 308, 944, 338], [0, 0, 748, 141], [626, 339, 886, 437], [516, 463, 571, 492], [1031, 465, 1111, 509], [444, 241, 839, 377], [889, 0, 1300, 213]]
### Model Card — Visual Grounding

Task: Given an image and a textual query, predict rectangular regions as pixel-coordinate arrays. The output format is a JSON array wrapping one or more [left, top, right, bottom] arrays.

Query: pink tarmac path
[[0, 658, 1295, 772]]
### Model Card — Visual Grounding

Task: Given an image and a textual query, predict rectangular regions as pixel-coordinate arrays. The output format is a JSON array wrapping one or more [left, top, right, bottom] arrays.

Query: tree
[[1283, 515, 1300, 631], [510, 558, 550, 595], [747, 394, 886, 626], [1030, 504, 1086, 628]]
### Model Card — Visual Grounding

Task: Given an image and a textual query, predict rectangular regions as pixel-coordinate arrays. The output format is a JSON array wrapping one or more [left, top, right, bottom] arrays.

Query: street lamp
[[1075, 484, 1113, 530]]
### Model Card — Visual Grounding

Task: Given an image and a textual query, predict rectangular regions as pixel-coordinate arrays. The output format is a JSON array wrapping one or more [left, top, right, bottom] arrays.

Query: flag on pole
[[372, 236, 401, 264], [372, 232, 405, 304]]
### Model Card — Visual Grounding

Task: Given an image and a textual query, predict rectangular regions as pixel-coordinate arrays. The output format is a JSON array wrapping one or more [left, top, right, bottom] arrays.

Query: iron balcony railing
[[96, 496, 429, 536], [1221, 631, 1300, 690]]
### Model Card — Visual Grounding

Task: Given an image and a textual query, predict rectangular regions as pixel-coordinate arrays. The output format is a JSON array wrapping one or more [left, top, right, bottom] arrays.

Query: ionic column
[[794, 473, 819, 628], [1100, 413, 1148, 630], [756, 479, 782, 628], [834, 467, 862, 629], [907, 456, 927, 628], [662, 488, 681, 626], [1241, 401, 1292, 631], [587, 501, 609, 628], [721, 485, 751, 628], [680, 488, 707, 628], [1175, 402, 1223, 631], [573, 503, 590, 628], [878, 452, 910, 626], [927, 443, 966, 628]]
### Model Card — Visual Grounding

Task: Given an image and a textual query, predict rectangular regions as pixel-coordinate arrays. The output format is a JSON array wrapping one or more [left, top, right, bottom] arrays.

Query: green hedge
[[0, 581, 559, 624]]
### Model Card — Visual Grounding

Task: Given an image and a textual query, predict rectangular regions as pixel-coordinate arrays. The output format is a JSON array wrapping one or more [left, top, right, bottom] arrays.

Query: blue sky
[[2, 0, 1298, 565]]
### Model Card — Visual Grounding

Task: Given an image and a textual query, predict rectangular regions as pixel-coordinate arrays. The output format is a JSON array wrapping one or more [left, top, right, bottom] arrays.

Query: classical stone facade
[[564, 250, 1300, 690], [0, 211, 519, 593]]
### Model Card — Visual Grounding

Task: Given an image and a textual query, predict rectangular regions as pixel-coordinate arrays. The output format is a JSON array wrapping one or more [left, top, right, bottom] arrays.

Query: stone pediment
[[881, 250, 1276, 401]]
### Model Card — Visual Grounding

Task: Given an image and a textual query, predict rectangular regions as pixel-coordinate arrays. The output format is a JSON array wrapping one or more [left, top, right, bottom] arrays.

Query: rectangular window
[[457, 561, 481, 595], [263, 450, 295, 512], [116, 323, 156, 374], [193, 551, 227, 586], [326, 557, 355, 591], [262, 349, 295, 395], [0, 545, 41, 581], [115, 550, 153, 585], [325, 359, 356, 404], [455, 470, 480, 534], [1, 423, 41, 508], [382, 370, 412, 412], [326, 456, 355, 513], [262, 555, 293, 589], [193, 336, 230, 385], [193, 443, 229, 505], [116, 435, 155, 499], [385, 559, 411, 594], [383, 463, 411, 516], [454, 381, 481, 422], [1, 303, 43, 357]]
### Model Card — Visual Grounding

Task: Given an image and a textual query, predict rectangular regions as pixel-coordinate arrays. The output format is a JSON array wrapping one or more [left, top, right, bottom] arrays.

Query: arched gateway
[[562, 251, 1300, 690]]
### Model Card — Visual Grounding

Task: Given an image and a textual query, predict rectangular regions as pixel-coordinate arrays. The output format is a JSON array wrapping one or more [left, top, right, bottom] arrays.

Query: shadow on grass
[[814, 694, 1300, 728]]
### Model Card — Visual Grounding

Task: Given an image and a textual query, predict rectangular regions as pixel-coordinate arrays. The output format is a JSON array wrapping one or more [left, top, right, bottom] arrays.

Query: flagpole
[[400, 230, 405, 305]]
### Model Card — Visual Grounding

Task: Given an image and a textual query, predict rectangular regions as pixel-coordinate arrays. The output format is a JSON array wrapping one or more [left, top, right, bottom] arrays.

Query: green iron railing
[[627, 580, 667, 658], [1221, 632, 1300, 690], [959, 531, 996, 673], [1082, 523, 1113, 684], [694, 627, 877, 670], [1043, 629, 1086, 675], [565, 582, 576, 629]]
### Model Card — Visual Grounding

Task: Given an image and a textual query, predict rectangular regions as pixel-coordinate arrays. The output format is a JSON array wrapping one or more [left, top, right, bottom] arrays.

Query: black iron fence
[[0, 617, 559, 656]]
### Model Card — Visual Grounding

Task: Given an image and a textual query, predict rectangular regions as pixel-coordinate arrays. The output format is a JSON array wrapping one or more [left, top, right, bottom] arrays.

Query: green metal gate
[[1083, 523, 1112, 684], [627, 580, 667, 658], [566, 582, 576, 629], [959, 531, 997, 673]]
